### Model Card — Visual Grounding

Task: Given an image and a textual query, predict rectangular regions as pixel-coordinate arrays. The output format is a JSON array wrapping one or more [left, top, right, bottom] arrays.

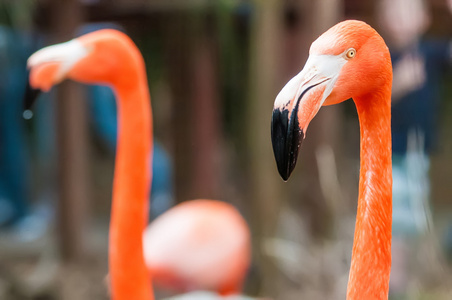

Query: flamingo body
[[144, 199, 250, 295]]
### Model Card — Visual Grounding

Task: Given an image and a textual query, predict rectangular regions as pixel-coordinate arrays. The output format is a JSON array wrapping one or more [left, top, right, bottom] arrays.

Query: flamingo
[[143, 199, 251, 296], [271, 20, 392, 299], [26, 29, 251, 299]]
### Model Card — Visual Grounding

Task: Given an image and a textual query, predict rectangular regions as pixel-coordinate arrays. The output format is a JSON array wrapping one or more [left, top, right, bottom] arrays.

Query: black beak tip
[[271, 107, 304, 182], [278, 168, 290, 182], [23, 78, 41, 119], [275, 151, 297, 181]]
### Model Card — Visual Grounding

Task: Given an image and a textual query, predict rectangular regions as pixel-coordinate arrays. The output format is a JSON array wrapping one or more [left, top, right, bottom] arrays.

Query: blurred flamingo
[[26, 29, 251, 300], [271, 20, 393, 299], [143, 199, 250, 297]]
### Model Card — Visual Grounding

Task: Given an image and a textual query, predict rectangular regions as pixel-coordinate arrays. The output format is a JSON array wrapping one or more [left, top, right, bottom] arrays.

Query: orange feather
[[28, 29, 251, 300], [272, 20, 393, 299]]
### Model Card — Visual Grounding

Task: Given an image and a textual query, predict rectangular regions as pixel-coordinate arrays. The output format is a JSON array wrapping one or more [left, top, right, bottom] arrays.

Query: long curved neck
[[347, 90, 392, 300], [110, 74, 154, 299]]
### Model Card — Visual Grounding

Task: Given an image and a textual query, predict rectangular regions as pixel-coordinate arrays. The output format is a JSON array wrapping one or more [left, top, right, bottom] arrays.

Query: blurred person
[[0, 25, 55, 242], [0, 25, 31, 227], [0, 26, 58, 242], [377, 0, 452, 295]]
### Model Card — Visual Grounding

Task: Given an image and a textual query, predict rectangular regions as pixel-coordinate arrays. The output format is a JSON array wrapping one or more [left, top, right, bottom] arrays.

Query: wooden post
[[162, 14, 194, 202], [247, 1, 285, 296], [163, 14, 222, 202], [50, 0, 88, 262], [190, 36, 222, 200]]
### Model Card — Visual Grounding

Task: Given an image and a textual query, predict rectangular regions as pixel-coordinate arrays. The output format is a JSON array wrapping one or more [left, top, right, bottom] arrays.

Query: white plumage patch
[[274, 54, 347, 110], [27, 39, 89, 82]]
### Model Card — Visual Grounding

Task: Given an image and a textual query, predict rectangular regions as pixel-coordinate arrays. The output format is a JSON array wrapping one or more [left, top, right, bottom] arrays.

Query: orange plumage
[[28, 30, 251, 300], [272, 20, 393, 299]]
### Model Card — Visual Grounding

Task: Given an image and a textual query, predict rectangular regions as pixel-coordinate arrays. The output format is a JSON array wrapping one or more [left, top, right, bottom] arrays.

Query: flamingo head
[[271, 20, 392, 180], [25, 29, 143, 114], [28, 29, 142, 91]]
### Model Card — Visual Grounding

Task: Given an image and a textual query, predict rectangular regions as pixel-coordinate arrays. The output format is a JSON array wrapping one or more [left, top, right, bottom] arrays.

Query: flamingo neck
[[347, 90, 392, 300], [110, 76, 154, 300]]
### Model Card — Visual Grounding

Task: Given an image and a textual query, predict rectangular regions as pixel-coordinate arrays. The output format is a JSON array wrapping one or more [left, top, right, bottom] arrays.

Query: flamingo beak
[[24, 39, 89, 117], [23, 79, 41, 119], [271, 54, 345, 180]]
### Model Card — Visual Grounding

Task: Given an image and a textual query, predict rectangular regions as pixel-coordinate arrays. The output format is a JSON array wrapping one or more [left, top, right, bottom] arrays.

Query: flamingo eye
[[345, 48, 356, 59]]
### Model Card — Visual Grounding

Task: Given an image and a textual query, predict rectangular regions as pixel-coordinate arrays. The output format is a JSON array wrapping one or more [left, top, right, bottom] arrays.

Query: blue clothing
[[0, 26, 32, 224], [391, 39, 451, 155]]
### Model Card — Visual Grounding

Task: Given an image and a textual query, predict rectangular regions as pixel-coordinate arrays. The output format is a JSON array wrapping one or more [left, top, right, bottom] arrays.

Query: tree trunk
[[50, 0, 88, 262], [247, 1, 285, 296], [190, 34, 222, 200], [163, 14, 194, 203]]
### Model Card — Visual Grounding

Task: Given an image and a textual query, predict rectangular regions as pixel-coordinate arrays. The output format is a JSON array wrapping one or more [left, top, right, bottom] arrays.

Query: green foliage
[[0, 0, 35, 29]]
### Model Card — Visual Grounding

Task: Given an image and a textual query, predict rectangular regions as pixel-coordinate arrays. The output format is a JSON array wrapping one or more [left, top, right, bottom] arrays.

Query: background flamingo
[[271, 20, 393, 299], [26, 29, 251, 299], [143, 199, 250, 297]]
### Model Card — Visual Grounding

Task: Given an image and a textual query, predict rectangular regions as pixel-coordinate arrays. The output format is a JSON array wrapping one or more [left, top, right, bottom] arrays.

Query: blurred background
[[0, 0, 452, 299]]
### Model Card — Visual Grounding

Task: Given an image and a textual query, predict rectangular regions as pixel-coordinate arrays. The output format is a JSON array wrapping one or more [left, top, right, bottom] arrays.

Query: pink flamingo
[[27, 29, 250, 299], [271, 20, 393, 299]]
